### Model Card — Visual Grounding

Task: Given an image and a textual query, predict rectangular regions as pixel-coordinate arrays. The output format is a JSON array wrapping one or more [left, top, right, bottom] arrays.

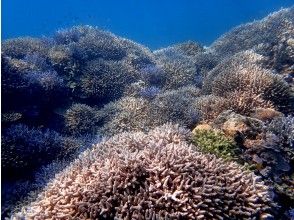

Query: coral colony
[[1, 7, 294, 219]]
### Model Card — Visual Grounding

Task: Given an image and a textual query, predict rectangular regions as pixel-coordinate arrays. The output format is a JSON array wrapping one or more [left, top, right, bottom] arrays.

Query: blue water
[[2, 0, 294, 50]]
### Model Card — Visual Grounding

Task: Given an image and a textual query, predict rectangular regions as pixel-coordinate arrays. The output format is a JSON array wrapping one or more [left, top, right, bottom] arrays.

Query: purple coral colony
[[1, 7, 294, 220]]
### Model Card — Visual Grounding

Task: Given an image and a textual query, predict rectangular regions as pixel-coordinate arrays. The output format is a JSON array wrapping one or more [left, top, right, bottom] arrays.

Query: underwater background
[[3, 0, 294, 49], [2, 1, 294, 219]]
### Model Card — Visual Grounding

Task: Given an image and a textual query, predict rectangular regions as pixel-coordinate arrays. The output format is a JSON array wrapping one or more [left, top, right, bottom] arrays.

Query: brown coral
[[14, 124, 274, 220], [204, 50, 292, 114], [194, 95, 230, 121]]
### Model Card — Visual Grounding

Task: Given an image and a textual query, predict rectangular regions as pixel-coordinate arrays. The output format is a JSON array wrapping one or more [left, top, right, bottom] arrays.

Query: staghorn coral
[[48, 45, 80, 78], [204, 50, 292, 113], [202, 50, 267, 94], [1, 56, 32, 99], [156, 41, 219, 80], [210, 7, 294, 60], [139, 86, 161, 100], [24, 70, 64, 92], [194, 95, 230, 122], [48, 25, 156, 103], [98, 96, 152, 136], [154, 41, 204, 59], [2, 112, 23, 124], [139, 64, 166, 87], [226, 89, 274, 116], [151, 86, 201, 128], [119, 38, 156, 70], [260, 35, 294, 76], [1, 124, 81, 179], [54, 26, 156, 69], [80, 59, 137, 101], [13, 124, 274, 219], [2, 37, 50, 59], [173, 41, 205, 56], [123, 80, 147, 97], [1, 55, 67, 123], [62, 26, 127, 61], [2, 134, 98, 219], [22, 53, 50, 71], [154, 46, 200, 90], [64, 103, 98, 135], [123, 81, 161, 100], [2, 8, 294, 219], [2, 180, 35, 218], [99, 86, 201, 136], [53, 26, 92, 45]]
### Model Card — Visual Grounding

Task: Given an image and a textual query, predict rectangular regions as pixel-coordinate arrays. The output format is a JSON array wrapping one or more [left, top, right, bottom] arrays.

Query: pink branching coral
[[13, 124, 274, 219]]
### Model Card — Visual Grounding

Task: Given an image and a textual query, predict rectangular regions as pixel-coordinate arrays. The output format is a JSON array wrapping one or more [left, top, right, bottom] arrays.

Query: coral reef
[[13, 125, 274, 219], [2, 37, 50, 59], [150, 86, 201, 128], [1, 124, 82, 179], [204, 111, 294, 208], [267, 115, 294, 148], [194, 95, 229, 122], [98, 96, 152, 136], [64, 103, 98, 135], [210, 7, 294, 60], [192, 129, 237, 160], [80, 59, 137, 101], [154, 45, 201, 90], [98, 86, 201, 136], [204, 50, 292, 114], [2, 7, 294, 219]]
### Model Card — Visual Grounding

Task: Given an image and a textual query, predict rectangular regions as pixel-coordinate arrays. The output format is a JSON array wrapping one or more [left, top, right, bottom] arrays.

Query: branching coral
[[194, 95, 230, 121], [204, 50, 292, 114], [226, 89, 274, 116], [2, 112, 23, 125], [80, 59, 137, 101], [64, 104, 98, 135], [210, 7, 294, 59], [98, 96, 152, 136], [119, 38, 156, 70], [1, 54, 66, 123], [139, 86, 161, 100], [24, 70, 64, 92], [139, 64, 166, 87], [2, 37, 50, 59], [1, 124, 80, 179], [151, 86, 201, 128], [13, 124, 274, 219], [22, 53, 50, 71], [57, 26, 127, 61], [48, 45, 79, 78], [154, 46, 200, 89], [48, 25, 156, 103], [173, 41, 205, 56], [99, 86, 201, 136], [2, 8, 294, 219]]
